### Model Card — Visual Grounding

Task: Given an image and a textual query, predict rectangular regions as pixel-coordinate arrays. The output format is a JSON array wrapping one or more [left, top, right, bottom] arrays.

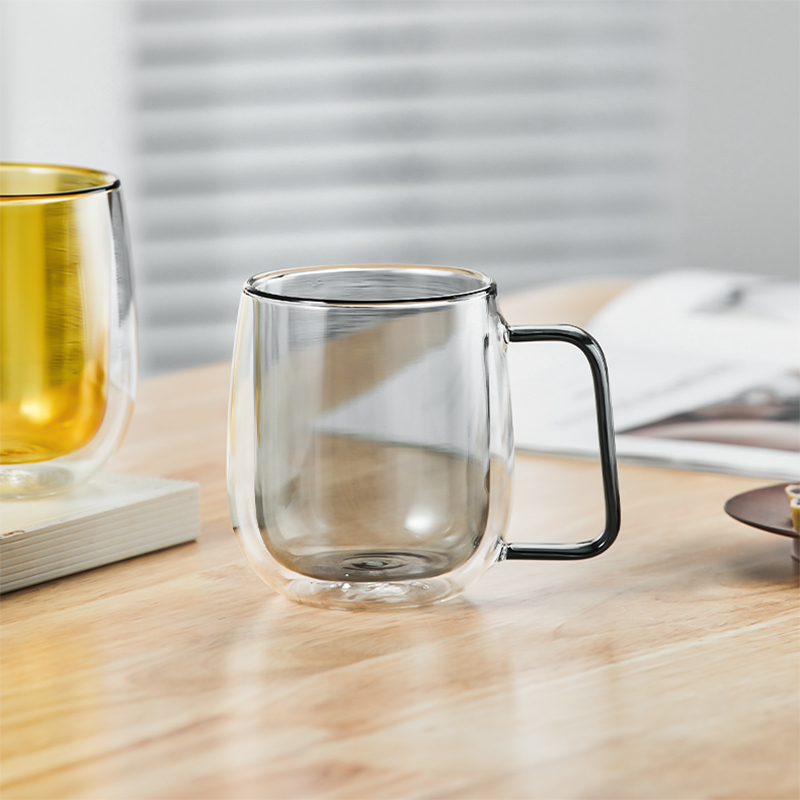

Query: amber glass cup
[[0, 163, 136, 496]]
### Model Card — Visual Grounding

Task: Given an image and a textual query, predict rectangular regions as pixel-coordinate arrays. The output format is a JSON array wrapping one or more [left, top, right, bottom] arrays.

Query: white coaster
[[0, 472, 200, 594]]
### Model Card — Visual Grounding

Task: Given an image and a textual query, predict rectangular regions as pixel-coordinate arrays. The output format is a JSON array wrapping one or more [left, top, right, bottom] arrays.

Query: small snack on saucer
[[784, 484, 800, 501], [791, 498, 800, 533], [785, 485, 800, 532]]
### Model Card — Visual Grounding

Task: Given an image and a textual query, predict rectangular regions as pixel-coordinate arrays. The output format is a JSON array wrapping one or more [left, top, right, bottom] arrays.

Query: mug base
[[0, 464, 74, 498], [234, 529, 504, 611], [283, 574, 458, 610], [287, 548, 459, 583]]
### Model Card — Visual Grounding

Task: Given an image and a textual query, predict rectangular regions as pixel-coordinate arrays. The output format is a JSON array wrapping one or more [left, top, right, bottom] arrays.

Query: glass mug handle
[[504, 324, 621, 560]]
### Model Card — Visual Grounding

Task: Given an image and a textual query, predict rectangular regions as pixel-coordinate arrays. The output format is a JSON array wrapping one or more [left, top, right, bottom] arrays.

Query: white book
[[509, 270, 800, 480], [0, 473, 199, 594]]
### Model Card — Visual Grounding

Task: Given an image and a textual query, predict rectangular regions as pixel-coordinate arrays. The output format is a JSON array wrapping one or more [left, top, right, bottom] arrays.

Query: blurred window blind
[[134, 0, 675, 374]]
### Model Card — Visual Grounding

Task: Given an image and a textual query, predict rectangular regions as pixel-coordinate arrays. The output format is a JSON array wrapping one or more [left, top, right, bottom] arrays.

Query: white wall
[[677, 0, 799, 279], [2, 0, 798, 283], [0, 0, 140, 233]]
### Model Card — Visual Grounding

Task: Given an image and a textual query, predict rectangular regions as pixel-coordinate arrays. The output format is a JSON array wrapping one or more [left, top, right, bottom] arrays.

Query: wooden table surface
[[1, 280, 798, 800]]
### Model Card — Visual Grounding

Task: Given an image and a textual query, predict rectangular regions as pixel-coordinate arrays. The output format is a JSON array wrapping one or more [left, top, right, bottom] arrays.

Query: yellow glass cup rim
[[0, 162, 120, 199]]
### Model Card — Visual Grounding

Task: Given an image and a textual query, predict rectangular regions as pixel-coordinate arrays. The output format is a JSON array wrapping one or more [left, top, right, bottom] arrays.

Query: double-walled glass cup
[[0, 163, 136, 497], [228, 265, 619, 609]]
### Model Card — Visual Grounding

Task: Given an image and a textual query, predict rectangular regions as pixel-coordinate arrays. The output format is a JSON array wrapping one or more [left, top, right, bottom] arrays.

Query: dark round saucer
[[724, 483, 798, 539]]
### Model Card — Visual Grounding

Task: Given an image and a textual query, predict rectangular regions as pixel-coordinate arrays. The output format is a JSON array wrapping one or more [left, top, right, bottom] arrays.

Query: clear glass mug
[[0, 163, 136, 497], [228, 265, 619, 609]]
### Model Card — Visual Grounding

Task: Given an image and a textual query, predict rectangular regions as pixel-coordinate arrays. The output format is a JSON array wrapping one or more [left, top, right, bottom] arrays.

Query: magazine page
[[509, 271, 800, 480]]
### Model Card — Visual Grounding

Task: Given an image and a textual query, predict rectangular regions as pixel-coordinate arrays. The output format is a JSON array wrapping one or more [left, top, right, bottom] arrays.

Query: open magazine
[[509, 271, 800, 480]]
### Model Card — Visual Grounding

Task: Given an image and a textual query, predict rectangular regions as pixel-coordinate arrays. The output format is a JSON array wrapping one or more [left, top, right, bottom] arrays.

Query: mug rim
[[0, 162, 120, 199], [244, 264, 497, 307]]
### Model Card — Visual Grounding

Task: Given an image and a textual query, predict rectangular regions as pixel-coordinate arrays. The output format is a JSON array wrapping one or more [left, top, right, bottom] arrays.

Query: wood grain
[[1, 279, 797, 800]]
